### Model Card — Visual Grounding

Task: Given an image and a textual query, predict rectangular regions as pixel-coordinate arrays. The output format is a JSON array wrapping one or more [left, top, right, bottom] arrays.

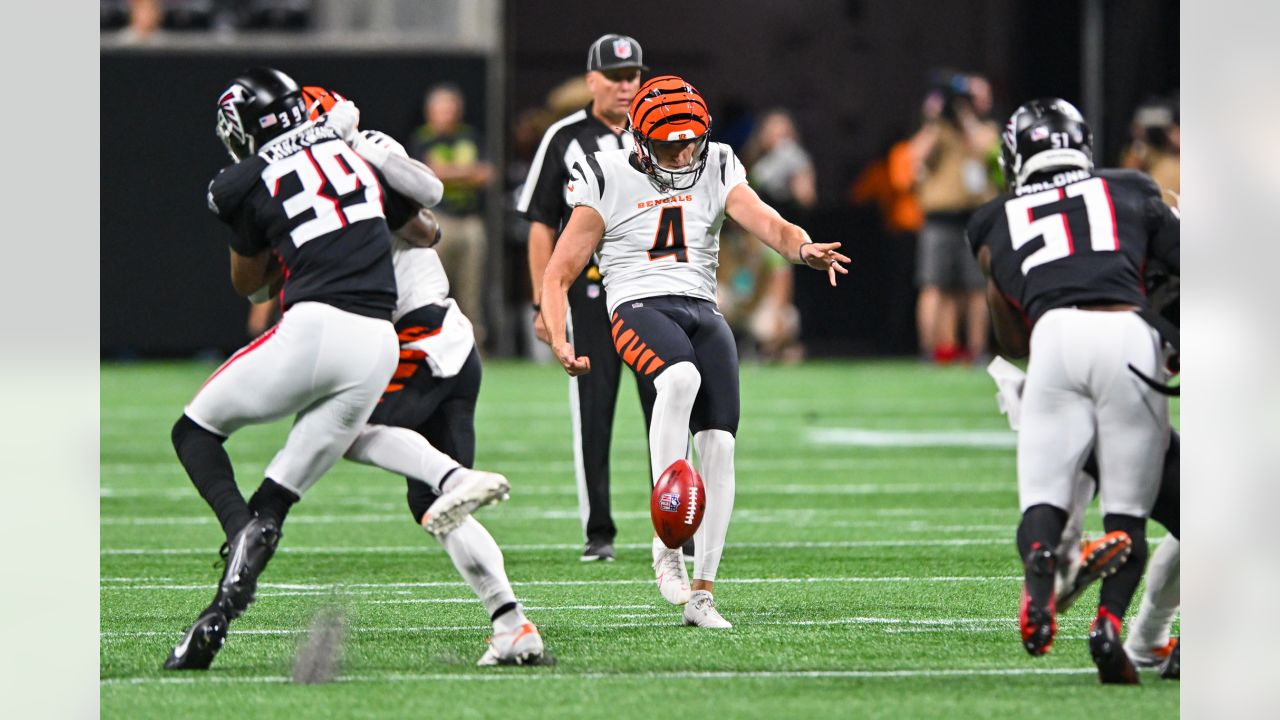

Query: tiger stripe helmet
[[300, 85, 348, 121], [627, 75, 713, 190]]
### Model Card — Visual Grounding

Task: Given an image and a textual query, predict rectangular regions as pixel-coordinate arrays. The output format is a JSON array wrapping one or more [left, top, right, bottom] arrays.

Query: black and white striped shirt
[[517, 103, 634, 233]]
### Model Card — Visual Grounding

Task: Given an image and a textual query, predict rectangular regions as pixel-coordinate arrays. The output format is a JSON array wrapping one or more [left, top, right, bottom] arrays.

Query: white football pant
[[1017, 309, 1169, 517], [185, 301, 399, 496]]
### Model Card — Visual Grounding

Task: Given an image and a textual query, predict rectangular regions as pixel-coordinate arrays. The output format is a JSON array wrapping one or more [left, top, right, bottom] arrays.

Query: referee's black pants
[[567, 265, 656, 545]]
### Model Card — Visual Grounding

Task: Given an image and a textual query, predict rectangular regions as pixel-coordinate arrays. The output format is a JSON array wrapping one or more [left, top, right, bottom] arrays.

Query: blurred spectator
[[717, 228, 803, 364], [121, 0, 162, 39], [742, 109, 818, 219], [729, 109, 812, 362], [1121, 94, 1180, 205], [409, 83, 494, 349], [849, 134, 925, 237], [911, 71, 1000, 364], [546, 77, 593, 120]]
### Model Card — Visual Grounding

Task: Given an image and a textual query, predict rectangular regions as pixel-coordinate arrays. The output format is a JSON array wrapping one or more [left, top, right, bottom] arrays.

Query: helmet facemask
[[216, 85, 254, 161], [634, 132, 711, 191]]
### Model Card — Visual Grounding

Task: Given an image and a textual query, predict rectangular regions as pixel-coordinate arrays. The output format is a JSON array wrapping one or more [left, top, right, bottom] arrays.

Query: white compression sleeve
[[692, 429, 736, 583], [649, 362, 700, 485], [352, 133, 443, 209], [1126, 537, 1180, 648], [343, 424, 460, 493], [439, 517, 520, 622]]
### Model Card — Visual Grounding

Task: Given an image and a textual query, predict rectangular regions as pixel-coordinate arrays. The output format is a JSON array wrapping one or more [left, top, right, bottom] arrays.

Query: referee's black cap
[[587, 34, 647, 72]]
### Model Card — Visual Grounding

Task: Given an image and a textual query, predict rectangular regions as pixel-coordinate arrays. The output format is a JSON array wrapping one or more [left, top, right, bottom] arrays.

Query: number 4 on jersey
[[648, 206, 688, 262]]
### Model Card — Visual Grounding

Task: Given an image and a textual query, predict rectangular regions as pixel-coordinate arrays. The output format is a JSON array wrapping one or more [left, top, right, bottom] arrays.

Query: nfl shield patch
[[613, 39, 633, 59], [659, 492, 680, 512]]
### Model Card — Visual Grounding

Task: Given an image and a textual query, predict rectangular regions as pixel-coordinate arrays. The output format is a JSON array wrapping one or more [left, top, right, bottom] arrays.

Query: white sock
[[1126, 537, 1180, 647], [343, 423, 460, 493], [439, 517, 523, 630], [692, 429, 736, 583], [649, 362, 700, 483]]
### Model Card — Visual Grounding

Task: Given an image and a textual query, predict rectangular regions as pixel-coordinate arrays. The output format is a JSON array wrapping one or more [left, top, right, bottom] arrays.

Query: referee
[[520, 33, 656, 562]]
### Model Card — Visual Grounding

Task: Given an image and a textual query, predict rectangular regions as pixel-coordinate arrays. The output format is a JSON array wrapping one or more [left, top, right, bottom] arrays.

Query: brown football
[[650, 459, 706, 549]]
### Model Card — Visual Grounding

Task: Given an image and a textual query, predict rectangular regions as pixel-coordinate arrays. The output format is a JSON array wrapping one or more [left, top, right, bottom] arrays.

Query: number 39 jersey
[[566, 143, 748, 315], [966, 168, 1180, 324], [207, 118, 416, 321]]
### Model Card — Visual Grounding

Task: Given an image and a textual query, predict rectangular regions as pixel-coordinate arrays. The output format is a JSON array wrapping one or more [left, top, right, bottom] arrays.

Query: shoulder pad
[[207, 160, 261, 216], [1096, 168, 1162, 198]]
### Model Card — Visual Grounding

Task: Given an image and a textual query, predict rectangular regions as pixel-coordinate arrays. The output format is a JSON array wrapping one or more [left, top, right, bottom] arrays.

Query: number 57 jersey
[[966, 168, 1180, 324], [566, 143, 748, 316]]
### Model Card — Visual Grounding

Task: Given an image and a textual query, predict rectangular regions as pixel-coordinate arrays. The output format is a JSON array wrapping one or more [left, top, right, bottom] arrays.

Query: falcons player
[[541, 75, 848, 627], [166, 70, 513, 671], [966, 98, 1179, 683]]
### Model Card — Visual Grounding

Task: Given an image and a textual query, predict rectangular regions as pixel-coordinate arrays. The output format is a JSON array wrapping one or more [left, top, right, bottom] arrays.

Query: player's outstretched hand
[[800, 242, 851, 286], [554, 342, 591, 376], [326, 100, 360, 143]]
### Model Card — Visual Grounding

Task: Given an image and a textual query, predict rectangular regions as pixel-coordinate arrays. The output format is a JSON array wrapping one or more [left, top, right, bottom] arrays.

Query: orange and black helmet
[[300, 85, 347, 121], [627, 75, 712, 190]]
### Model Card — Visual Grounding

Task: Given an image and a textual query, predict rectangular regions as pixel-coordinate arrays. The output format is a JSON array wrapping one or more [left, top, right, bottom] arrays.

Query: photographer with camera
[[909, 71, 1001, 364]]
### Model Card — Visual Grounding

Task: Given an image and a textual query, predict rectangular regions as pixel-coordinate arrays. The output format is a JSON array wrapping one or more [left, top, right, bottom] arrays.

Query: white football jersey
[[566, 142, 748, 314], [390, 238, 475, 378]]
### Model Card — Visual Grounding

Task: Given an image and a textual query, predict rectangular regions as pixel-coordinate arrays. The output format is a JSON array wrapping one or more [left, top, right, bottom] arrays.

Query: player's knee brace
[[654, 361, 701, 399]]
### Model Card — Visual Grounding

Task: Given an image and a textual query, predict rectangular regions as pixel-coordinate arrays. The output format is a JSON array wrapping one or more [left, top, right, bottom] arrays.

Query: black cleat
[[216, 517, 281, 620], [163, 608, 228, 670], [1019, 545, 1057, 656], [1159, 637, 1180, 680], [580, 539, 615, 562], [1089, 608, 1140, 684]]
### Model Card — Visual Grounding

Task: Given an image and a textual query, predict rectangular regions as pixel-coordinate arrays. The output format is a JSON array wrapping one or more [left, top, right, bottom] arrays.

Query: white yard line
[[101, 539, 1015, 557], [101, 667, 1097, 686], [102, 616, 1016, 639], [808, 428, 1016, 449], [100, 481, 1014, 499], [100, 575, 1021, 591]]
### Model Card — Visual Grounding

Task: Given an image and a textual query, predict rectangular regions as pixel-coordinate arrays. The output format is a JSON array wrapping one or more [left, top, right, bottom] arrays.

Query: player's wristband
[[796, 240, 814, 264]]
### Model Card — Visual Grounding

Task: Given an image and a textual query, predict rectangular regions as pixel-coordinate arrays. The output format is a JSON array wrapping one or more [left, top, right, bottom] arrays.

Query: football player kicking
[[165, 70, 512, 670], [966, 98, 1179, 683], [541, 76, 848, 627]]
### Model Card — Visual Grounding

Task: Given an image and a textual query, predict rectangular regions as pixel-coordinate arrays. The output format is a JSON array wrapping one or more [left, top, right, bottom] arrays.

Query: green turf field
[[101, 359, 1179, 719]]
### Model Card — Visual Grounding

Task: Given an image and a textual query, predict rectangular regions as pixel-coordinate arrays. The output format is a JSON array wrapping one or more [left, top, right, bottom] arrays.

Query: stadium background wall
[[100, 51, 487, 358]]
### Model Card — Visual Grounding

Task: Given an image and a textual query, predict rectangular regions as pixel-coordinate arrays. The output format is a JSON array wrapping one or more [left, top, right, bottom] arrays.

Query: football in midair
[[650, 459, 706, 549]]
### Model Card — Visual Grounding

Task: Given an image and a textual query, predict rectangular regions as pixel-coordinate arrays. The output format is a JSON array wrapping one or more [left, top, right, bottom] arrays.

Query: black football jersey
[[966, 168, 1179, 324], [207, 119, 417, 320]]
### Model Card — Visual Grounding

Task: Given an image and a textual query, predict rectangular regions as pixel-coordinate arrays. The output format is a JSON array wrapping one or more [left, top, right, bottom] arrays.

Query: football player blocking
[[968, 98, 1179, 683], [541, 76, 849, 628], [164, 69, 541, 671]]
